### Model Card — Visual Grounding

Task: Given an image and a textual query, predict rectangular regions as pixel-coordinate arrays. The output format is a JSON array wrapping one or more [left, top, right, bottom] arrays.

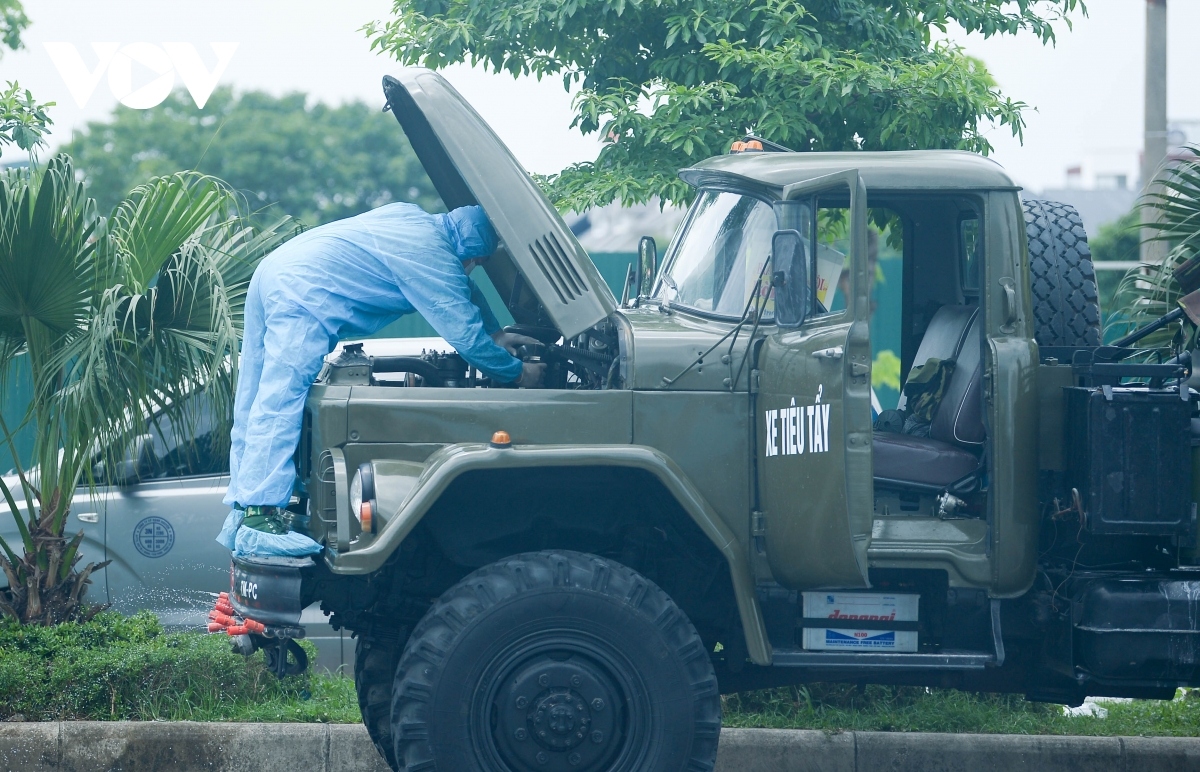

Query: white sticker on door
[[764, 387, 831, 458]]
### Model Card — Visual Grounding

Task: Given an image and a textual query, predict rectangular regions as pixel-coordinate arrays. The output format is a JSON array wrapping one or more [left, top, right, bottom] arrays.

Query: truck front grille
[[314, 449, 338, 547]]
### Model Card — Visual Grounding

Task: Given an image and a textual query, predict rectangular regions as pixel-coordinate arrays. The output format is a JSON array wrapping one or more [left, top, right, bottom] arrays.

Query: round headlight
[[349, 469, 363, 519], [349, 462, 376, 532]]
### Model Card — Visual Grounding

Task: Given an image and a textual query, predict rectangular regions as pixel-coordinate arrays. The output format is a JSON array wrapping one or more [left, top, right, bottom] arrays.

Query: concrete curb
[[1, 723, 1198, 771]]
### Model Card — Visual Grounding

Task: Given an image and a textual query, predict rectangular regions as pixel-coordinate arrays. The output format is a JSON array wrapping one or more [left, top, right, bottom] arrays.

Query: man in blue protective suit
[[216, 203, 542, 557]]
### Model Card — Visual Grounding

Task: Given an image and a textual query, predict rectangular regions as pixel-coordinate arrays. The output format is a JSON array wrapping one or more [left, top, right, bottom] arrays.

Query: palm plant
[[0, 154, 296, 625], [1107, 145, 1200, 352]]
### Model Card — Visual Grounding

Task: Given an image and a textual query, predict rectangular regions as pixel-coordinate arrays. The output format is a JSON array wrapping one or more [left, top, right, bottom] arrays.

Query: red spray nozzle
[[208, 611, 236, 626], [226, 617, 266, 636]]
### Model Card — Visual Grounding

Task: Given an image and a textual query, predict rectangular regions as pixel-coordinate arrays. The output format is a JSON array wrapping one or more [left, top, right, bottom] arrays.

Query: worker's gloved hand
[[491, 330, 542, 355], [516, 362, 546, 388]]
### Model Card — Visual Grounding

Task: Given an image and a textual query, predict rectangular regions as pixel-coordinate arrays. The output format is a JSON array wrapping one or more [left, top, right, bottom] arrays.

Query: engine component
[[371, 350, 470, 387], [323, 342, 371, 385], [503, 323, 562, 346]]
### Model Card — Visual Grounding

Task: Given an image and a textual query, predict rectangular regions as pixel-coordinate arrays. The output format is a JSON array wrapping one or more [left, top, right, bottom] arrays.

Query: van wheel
[[1023, 199, 1102, 347], [356, 635, 403, 771], [391, 550, 721, 771]]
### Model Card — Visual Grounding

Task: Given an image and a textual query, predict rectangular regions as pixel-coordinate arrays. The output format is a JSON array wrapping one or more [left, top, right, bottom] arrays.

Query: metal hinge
[[750, 369, 761, 394], [851, 362, 870, 377], [752, 510, 767, 536]]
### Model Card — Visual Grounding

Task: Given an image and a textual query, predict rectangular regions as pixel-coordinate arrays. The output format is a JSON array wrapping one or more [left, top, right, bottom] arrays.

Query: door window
[[95, 391, 230, 484], [814, 204, 850, 314], [145, 393, 228, 478], [959, 213, 982, 293], [150, 412, 227, 478]]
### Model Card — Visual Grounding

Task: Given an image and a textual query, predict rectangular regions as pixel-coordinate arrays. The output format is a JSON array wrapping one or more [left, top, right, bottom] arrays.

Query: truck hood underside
[[382, 69, 616, 340]]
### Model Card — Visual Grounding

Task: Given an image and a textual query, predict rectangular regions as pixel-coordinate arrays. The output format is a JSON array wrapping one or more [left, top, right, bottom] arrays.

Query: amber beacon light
[[490, 430, 512, 448]]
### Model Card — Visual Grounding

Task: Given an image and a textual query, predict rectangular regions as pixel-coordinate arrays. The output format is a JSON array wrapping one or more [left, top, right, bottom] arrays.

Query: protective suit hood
[[438, 205, 497, 261]]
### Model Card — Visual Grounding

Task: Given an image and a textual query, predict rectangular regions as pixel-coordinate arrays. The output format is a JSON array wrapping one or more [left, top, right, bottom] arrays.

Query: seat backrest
[[929, 312, 985, 446], [898, 305, 978, 411]]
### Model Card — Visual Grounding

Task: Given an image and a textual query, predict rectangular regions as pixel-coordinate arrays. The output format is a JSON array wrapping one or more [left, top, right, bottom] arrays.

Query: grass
[[4, 611, 1200, 735], [722, 683, 1200, 737]]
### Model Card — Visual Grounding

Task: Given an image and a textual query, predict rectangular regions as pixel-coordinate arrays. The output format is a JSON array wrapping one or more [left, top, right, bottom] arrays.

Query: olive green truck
[[226, 69, 1200, 772]]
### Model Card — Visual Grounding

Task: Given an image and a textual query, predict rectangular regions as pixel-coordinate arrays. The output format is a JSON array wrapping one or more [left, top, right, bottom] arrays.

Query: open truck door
[[755, 170, 873, 589]]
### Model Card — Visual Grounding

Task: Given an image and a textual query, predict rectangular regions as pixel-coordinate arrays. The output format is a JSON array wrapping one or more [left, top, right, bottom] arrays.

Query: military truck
[[224, 68, 1200, 771]]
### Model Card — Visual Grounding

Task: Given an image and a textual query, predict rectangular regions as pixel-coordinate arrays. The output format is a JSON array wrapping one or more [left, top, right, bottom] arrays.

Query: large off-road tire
[[391, 550, 722, 771], [356, 635, 403, 771], [1023, 198, 1102, 346]]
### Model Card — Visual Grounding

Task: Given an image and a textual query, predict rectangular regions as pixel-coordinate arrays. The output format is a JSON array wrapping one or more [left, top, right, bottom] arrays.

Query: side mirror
[[771, 230, 809, 327], [637, 236, 657, 297]]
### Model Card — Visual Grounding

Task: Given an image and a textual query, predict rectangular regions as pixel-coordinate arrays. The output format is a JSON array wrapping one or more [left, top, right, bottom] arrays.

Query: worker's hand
[[515, 362, 546, 389], [492, 330, 542, 355]]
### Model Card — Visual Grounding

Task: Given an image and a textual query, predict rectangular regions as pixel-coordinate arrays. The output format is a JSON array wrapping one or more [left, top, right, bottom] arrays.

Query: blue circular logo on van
[[133, 516, 175, 558]]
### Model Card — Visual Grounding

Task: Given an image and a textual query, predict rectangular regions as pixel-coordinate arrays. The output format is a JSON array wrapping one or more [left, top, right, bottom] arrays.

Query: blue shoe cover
[[233, 525, 323, 557], [216, 509, 244, 551]]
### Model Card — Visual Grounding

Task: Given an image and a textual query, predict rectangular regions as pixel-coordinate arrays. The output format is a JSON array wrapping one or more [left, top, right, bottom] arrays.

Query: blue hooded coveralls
[[217, 204, 521, 556]]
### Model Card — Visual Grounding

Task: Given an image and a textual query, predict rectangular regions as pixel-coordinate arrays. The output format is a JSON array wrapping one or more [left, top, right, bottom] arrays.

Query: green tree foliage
[[0, 81, 53, 152], [1088, 209, 1137, 320], [1109, 146, 1200, 348], [0, 2, 52, 154], [61, 87, 441, 226], [0, 156, 296, 624], [1091, 209, 1140, 264], [366, 0, 1083, 210], [0, 0, 28, 54]]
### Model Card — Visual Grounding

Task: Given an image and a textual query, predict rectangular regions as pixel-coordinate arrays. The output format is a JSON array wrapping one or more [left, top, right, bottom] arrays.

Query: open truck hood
[[382, 69, 616, 340]]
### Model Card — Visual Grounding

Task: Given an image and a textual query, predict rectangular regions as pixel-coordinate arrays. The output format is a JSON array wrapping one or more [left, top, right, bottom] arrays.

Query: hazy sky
[[1, 0, 1197, 193]]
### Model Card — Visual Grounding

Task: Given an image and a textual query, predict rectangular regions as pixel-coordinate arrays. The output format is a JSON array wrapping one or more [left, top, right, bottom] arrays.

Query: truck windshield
[[656, 190, 776, 318]]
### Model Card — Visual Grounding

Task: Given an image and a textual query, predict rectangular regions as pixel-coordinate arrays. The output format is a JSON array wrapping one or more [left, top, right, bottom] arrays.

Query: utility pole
[[1141, 0, 1168, 264]]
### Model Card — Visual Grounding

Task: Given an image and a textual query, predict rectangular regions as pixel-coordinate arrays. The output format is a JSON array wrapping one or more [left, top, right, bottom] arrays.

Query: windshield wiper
[[661, 259, 773, 389]]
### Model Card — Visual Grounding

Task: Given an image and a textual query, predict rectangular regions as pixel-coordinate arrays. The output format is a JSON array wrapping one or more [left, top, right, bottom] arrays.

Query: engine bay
[[319, 320, 623, 390]]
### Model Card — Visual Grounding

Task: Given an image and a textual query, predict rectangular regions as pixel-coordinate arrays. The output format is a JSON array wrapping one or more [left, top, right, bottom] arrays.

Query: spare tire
[[1023, 199, 1102, 347]]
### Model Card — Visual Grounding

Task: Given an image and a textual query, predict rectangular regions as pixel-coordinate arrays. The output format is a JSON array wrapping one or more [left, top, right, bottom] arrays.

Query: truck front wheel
[[389, 550, 721, 771], [356, 635, 402, 771]]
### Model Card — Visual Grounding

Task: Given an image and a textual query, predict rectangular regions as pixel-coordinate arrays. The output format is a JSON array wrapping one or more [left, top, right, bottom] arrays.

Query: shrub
[[0, 611, 356, 722]]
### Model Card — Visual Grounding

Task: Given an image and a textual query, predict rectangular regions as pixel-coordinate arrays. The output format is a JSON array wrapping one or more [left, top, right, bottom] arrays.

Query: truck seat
[[874, 305, 985, 490], [873, 432, 981, 488]]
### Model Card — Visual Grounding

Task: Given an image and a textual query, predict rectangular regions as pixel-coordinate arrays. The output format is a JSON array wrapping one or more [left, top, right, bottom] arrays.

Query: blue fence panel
[[0, 355, 35, 473]]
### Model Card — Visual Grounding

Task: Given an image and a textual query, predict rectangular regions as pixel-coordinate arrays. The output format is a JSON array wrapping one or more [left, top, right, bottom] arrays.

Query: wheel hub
[[495, 656, 621, 771], [531, 689, 588, 748]]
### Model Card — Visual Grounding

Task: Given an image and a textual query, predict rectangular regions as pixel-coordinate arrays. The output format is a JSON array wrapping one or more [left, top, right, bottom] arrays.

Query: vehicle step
[[771, 649, 995, 669]]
